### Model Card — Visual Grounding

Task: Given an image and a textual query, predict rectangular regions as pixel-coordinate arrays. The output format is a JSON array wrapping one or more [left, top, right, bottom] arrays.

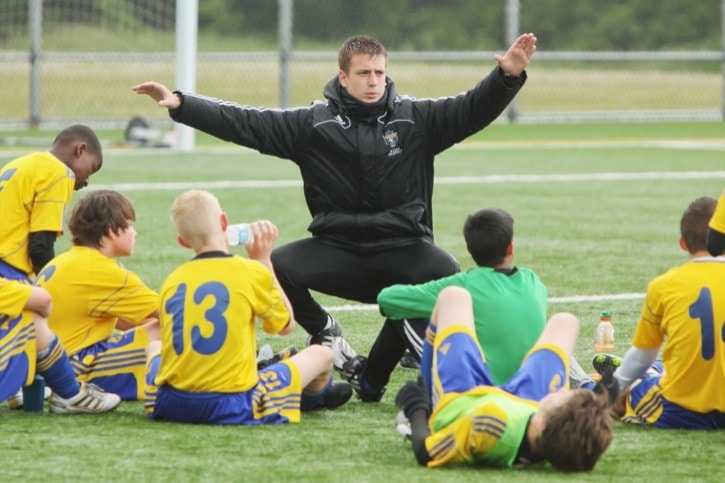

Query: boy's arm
[[245, 220, 295, 333], [28, 231, 57, 275], [614, 345, 660, 393], [706, 227, 725, 256], [378, 277, 451, 320]]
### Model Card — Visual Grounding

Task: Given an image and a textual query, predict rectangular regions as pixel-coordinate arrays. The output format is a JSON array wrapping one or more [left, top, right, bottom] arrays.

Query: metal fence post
[[28, 0, 42, 127], [505, 0, 520, 123], [279, 0, 293, 109]]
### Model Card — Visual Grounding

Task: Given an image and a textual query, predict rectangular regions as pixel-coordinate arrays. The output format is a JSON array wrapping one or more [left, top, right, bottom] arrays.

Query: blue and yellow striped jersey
[[426, 386, 537, 468]]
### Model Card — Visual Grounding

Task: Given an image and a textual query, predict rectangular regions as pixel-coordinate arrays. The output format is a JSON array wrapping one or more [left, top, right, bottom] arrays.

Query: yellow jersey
[[0, 152, 75, 275], [0, 277, 33, 316], [709, 190, 725, 233], [634, 257, 725, 412], [155, 253, 290, 393], [35, 246, 159, 355]]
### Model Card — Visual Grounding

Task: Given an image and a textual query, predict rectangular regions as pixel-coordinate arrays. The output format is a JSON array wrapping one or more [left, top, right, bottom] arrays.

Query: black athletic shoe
[[321, 382, 353, 410], [592, 353, 623, 377], [340, 355, 386, 402], [399, 350, 420, 369]]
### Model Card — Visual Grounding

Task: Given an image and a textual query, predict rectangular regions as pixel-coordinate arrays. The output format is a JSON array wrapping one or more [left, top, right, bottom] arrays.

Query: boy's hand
[[244, 220, 278, 262]]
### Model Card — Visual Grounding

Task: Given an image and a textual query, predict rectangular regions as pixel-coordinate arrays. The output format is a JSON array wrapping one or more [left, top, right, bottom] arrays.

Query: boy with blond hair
[[144, 190, 351, 424]]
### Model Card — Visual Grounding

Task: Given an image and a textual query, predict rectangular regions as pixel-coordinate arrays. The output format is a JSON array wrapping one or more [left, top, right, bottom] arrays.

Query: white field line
[[92, 170, 725, 192], [326, 292, 645, 313]]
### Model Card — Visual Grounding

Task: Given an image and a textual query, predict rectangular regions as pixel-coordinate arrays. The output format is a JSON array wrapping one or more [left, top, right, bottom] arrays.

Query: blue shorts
[[0, 260, 31, 282], [0, 312, 36, 402], [144, 358, 302, 425], [624, 376, 725, 429], [71, 327, 150, 401], [431, 324, 568, 406]]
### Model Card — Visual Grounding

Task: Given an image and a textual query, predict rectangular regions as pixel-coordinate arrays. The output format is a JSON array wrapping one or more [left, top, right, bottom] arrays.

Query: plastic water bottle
[[594, 311, 615, 353], [226, 223, 253, 246]]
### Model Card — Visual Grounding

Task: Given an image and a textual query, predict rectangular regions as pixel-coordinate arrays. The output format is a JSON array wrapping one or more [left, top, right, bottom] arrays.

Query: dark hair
[[680, 196, 716, 253], [53, 124, 103, 168], [539, 388, 613, 472], [338, 35, 388, 73], [463, 208, 514, 267], [68, 190, 135, 247]]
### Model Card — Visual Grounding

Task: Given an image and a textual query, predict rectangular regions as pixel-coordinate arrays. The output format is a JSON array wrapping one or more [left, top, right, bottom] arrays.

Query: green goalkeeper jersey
[[377, 266, 547, 384]]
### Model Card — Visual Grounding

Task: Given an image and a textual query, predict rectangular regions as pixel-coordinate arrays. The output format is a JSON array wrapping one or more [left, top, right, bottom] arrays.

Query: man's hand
[[132, 81, 181, 109], [494, 32, 537, 77]]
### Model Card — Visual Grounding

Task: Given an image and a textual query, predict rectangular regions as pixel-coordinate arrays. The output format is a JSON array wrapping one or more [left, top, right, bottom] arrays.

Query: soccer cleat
[[256, 344, 274, 364], [592, 353, 623, 377], [319, 381, 354, 410], [49, 383, 121, 414], [307, 318, 357, 372], [7, 386, 53, 410], [257, 345, 298, 370], [399, 350, 420, 370], [340, 355, 386, 402]]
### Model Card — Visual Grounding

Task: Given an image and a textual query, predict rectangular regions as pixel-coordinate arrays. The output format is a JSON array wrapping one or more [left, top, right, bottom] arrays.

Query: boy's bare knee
[[549, 312, 580, 332]]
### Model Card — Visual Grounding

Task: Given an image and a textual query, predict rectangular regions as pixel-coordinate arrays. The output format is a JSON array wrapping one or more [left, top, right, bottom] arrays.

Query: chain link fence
[[1, 0, 723, 131]]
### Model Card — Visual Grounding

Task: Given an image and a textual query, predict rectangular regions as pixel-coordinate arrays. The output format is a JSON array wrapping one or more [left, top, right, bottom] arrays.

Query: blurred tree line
[[3, 0, 721, 50], [198, 0, 721, 50]]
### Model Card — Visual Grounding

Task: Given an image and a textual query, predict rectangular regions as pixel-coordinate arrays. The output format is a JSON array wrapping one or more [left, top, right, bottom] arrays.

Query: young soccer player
[[1, 279, 121, 413], [34, 190, 160, 401], [0, 125, 102, 281], [595, 196, 725, 429], [347, 208, 547, 401], [395, 286, 614, 472], [144, 190, 352, 424], [344, 208, 593, 401]]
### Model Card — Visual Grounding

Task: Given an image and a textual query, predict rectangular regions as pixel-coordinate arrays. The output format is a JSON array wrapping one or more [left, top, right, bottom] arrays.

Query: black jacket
[[170, 66, 525, 250]]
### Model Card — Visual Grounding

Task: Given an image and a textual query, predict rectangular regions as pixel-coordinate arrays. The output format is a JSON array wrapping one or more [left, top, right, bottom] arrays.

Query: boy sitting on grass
[[144, 190, 352, 424], [35, 190, 160, 401]]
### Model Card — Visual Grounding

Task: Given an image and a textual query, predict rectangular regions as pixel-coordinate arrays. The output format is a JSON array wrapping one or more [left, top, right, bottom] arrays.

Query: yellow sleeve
[[0, 278, 33, 316], [709, 192, 725, 233]]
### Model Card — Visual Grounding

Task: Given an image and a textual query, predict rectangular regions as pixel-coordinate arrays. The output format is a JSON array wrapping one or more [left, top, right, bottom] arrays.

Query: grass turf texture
[[2, 121, 724, 481]]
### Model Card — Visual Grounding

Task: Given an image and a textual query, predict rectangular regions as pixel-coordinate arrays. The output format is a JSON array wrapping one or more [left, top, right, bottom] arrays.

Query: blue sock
[[36, 334, 81, 399], [300, 374, 333, 411], [420, 320, 436, 401]]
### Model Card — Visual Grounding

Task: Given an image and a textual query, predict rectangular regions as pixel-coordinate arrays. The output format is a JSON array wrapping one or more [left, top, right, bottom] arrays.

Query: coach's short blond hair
[[171, 190, 223, 250]]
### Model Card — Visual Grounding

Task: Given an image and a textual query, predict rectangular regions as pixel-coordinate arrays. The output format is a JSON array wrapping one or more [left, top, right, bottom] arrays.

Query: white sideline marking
[[91, 171, 725, 192], [325, 292, 644, 313]]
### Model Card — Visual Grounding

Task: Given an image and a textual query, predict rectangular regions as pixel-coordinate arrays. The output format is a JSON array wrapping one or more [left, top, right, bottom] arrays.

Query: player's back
[[155, 253, 289, 394], [0, 153, 74, 274], [644, 257, 725, 412]]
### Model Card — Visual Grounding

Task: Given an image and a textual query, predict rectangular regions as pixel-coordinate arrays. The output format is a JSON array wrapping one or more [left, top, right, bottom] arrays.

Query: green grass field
[[2, 121, 724, 481]]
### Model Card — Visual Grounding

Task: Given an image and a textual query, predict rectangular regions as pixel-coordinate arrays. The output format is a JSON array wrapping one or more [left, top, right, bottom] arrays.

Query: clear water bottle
[[594, 311, 615, 353], [226, 223, 253, 246]]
